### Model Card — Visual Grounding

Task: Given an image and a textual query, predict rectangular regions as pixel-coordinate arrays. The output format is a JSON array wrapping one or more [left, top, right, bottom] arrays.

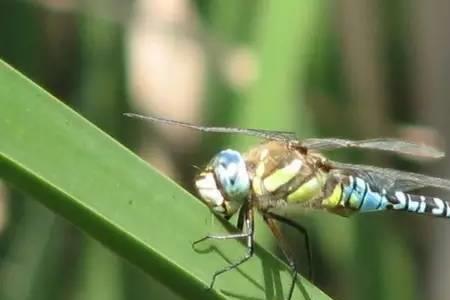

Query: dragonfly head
[[195, 149, 250, 218]]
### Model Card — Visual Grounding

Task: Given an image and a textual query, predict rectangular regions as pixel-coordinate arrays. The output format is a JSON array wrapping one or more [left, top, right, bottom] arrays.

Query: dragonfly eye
[[195, 149, 250, 218], [214, 149, 250, 196]]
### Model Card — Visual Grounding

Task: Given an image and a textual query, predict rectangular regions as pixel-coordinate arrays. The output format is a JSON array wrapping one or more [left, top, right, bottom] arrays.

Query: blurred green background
[[1, 0, 450, 299]]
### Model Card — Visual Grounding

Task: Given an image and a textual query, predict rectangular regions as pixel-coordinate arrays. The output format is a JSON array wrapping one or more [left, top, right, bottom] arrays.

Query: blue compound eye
[[213, 149, 250, 202], [195, 149, 250, 218]]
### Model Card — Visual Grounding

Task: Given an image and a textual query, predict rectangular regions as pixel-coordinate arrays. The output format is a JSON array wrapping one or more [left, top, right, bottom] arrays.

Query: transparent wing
[[329, 161, 450, 192], [301, 138, 444, 159], [124, 113, 297, 141], [125, 114, 444, 159]]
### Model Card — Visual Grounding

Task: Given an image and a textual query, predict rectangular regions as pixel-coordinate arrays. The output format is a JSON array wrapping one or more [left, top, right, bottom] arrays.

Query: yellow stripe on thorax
[[321, 184, 343, 208], [252, 176, 264, 195], [263, 159, 303, 193], [287, 174, 326, 203]]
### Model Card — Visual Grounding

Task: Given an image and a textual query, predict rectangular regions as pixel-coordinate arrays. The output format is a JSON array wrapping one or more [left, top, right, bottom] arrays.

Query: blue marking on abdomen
[[360, 188, 386, 211], [341, 176, 387, 212], [342, 176, 356, 206]]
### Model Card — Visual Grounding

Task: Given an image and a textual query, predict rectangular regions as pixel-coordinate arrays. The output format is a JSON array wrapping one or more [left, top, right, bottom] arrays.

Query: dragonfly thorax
[[195, 149, 250, 218]]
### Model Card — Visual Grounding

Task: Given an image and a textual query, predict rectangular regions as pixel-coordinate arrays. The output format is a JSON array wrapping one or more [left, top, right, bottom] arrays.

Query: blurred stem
[[0, 198, 57, 300], [239, 0, 323, 136], [337, 1, 417, 299], [409, 1, 450, 299], [71, 239, 122, 300]]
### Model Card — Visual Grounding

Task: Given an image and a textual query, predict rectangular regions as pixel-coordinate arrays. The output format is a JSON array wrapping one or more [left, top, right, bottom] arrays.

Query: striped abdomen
[[323, 175, 450, 218]]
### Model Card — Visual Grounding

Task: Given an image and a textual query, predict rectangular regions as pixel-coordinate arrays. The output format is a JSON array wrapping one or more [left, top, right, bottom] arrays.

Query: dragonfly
[[125, 113, 450, 300]]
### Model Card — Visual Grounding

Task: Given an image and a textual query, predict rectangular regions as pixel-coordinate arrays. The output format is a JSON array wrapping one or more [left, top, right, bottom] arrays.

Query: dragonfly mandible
[[125, 113, 450, 300]]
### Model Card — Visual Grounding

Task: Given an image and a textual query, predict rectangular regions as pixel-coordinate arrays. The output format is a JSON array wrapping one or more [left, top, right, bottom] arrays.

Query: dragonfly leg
[[207, 209, 254, 289], [192, 231, 252, 247], [263, 212, 312, 300], [236, 199, 249, 231], [208, 237, 254, 289], [265, 212, 313, 279], [193, 200, 251, 247], [193, 205, 255, 289]]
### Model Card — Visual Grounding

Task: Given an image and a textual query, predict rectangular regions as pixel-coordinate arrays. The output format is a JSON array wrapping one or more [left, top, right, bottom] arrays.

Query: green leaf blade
[[0, 60, 332, 300]]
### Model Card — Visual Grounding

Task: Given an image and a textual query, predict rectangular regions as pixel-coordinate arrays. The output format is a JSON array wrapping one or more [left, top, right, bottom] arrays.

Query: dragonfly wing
[[301, 138, 444, 159], [124, 113, 298, 141], [330, 161, 450, 192]]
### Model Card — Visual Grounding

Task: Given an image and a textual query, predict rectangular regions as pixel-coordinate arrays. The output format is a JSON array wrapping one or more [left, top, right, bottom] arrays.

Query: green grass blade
[[0, 60, 332, 300]]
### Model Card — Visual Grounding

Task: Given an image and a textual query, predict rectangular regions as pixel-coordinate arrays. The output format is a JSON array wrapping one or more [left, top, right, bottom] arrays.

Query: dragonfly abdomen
[[323, 175, 450, 218], [387, 192, 450, 217]]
